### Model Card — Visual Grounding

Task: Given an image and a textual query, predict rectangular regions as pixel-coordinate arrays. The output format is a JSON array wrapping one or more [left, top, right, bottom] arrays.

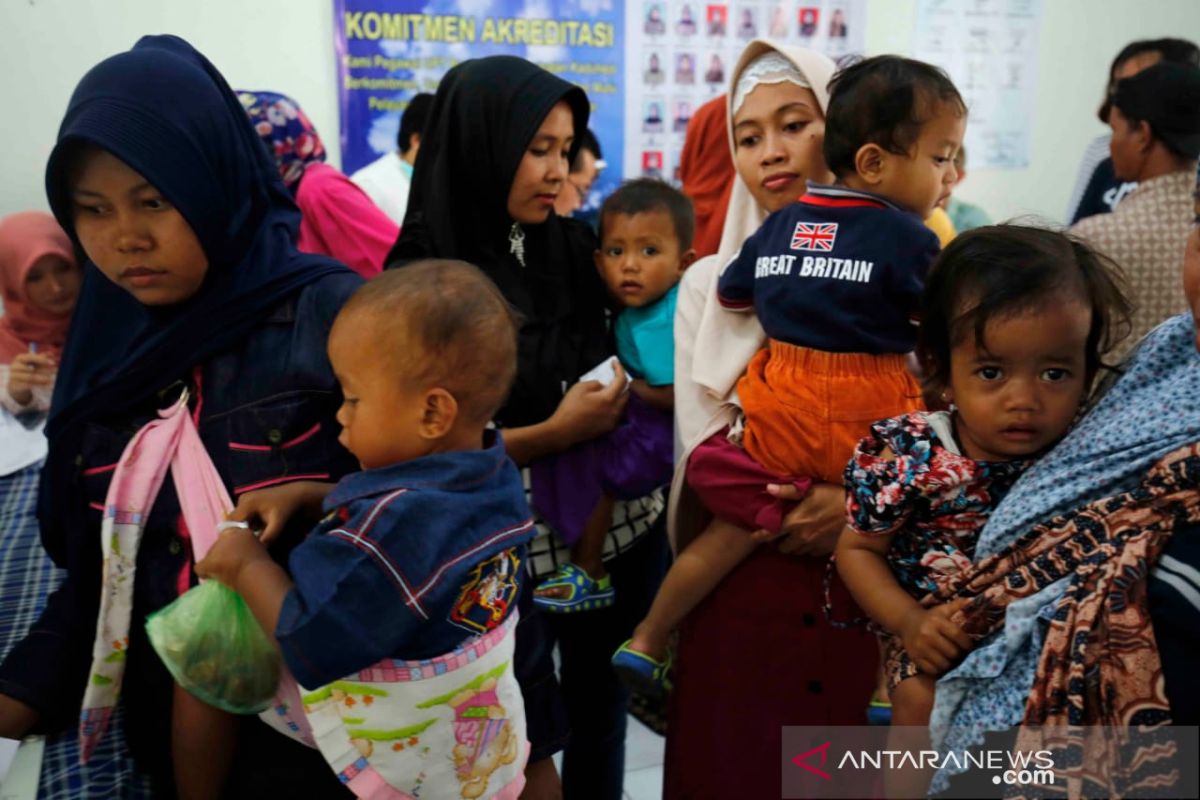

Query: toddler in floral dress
[[835, 226, 1132, 792]]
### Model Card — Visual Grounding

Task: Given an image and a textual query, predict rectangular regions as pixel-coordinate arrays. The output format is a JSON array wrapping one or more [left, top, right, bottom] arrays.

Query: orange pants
[[737, 341, 924, 482]]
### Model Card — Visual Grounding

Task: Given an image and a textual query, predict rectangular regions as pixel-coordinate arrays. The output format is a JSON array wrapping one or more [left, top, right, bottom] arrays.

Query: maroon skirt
[[663, 545, 877, 799]]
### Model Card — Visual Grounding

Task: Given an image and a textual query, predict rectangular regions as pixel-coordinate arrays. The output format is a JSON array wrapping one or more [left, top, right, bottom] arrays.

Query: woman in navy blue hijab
[[0, 35, 361, 796]]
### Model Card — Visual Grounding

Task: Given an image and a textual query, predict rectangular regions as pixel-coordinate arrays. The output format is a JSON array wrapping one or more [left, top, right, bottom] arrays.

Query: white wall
[[1, 0, 1198, 222], [0, 0, 338, 215]]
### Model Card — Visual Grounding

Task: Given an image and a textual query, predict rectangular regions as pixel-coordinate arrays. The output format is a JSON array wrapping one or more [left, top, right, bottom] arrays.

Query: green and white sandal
[[611, 640, 672, 698], [532, 563, 615, 613]]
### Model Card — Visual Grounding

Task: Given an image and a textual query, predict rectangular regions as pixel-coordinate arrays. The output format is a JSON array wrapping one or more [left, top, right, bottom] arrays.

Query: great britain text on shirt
[[716, 182, 939, 354], [752, 253, 875, 283]]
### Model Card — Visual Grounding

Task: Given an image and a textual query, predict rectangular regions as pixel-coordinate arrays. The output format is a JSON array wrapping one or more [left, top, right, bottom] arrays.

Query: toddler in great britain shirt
[[716, 55, 966, 483]]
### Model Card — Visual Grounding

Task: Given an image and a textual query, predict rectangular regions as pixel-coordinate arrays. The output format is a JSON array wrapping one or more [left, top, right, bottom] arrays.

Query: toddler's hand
[[228, 480, 333, 544], [196, 528, 270, 589], [898, 599, 972, 676]]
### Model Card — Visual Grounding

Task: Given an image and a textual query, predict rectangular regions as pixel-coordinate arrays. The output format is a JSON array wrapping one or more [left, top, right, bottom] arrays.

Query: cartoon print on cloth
[[260, 612, 528, 800], [80, 390, 233, 761], [301, 680, 436, 765], [419, 666, 522, 799], [449, 550, 521, 636]]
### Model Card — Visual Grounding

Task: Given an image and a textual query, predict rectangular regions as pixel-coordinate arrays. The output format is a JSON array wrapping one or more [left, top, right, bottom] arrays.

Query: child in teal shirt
[[532, 179, 696, 611]]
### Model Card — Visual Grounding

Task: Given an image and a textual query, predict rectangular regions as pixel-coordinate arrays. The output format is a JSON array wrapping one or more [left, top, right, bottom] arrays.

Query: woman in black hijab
[[388, 56, 612, 430], [387, 56, 669, 800]]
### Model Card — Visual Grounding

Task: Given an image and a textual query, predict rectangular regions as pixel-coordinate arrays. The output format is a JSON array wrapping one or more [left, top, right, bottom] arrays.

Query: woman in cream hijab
[[665, 41, 877, 797]]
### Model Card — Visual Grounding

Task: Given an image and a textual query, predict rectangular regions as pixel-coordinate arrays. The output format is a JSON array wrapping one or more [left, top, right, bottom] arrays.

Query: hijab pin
[[508, 222, 526, 268]]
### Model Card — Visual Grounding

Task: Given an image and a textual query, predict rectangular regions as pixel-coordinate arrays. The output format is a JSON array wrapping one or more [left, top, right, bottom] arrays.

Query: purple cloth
[[531, 394, 673, 545]]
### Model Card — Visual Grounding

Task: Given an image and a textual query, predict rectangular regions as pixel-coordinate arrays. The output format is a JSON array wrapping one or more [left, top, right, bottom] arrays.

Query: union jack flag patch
[[790, 222, 838, 252]]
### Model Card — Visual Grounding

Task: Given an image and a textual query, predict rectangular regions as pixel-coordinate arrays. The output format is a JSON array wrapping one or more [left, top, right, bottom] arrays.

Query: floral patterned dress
[[843, 410, 1031, 686]]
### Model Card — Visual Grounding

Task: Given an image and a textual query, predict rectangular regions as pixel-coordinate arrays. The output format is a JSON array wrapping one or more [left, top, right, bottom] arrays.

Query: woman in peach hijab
[[0, 211, 80, 416]]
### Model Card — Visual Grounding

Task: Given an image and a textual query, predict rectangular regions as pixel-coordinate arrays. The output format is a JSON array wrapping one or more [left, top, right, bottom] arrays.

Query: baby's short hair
[[600, 178, 696, 251], [340, 260, 519, 424], [824, 55, 966, 179]]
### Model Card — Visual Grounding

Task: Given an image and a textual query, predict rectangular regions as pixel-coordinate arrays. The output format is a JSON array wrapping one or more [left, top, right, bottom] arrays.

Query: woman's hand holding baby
[[501, 363, 630, 466], [897, 599, 972, 675], [548, 361, 629, 447], [764, 482, 846, 556]]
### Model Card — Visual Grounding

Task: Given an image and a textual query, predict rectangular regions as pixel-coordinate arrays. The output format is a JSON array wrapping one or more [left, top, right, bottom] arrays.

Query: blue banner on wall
[[333, 0, 625, 210]]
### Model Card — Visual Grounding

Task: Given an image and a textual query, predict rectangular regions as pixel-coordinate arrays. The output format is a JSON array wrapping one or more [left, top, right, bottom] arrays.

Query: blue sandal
[[611, 640, 672, 698], [533, 563, 615, 613], [867, 694, 892, 726]]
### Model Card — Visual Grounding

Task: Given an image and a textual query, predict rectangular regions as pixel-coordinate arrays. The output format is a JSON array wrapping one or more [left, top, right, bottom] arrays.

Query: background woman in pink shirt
[[240, 90, 396, 278]]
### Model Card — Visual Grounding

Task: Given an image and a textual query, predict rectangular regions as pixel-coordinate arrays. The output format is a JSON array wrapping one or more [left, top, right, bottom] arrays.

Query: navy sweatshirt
[[718, 183, 940, 354]]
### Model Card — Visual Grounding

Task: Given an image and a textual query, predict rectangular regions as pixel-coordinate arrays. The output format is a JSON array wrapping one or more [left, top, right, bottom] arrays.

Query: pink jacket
[[296, 162, 397, 278]]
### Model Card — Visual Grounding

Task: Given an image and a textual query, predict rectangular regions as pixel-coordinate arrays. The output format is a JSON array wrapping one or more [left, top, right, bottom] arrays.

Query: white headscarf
[[669, 41, 836, 548], [731, 51, 813, 117], [707, 42, 834, 304]]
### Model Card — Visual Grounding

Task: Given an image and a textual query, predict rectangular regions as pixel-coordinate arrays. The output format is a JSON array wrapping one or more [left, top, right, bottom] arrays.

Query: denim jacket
[[278, 430, 534, 688]]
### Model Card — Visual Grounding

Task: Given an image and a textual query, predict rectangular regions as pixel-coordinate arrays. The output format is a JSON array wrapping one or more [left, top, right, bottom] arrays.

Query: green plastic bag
[[146, 580, 280, 714]]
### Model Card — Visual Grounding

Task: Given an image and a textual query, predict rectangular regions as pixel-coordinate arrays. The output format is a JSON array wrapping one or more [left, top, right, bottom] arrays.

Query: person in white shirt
[[350, 93, 433, 226], [553, 129, 605, 218]]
